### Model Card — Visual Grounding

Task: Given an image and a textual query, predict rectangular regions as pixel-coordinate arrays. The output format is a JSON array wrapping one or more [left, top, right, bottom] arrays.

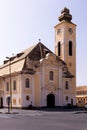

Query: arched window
[[58, 42, 61, 56], [65, 81, 68, 90], [69, 41, 72, 56], [26, 95, 30, 101], [6, 82, 9, 91], [25, 78, 30, 88], [66, 96, 68, 101], [49, 71, 54, 80], [13, 80, 16, 91]]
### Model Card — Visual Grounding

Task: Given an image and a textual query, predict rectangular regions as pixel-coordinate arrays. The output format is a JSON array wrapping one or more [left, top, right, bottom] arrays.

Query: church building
[[0, 7, 76, 108]]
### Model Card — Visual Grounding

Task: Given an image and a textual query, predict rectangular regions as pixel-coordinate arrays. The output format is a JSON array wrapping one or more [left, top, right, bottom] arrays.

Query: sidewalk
[[0, 107, 86, 114], [0, 108, 33, 114], [0, 108, 19, 114]]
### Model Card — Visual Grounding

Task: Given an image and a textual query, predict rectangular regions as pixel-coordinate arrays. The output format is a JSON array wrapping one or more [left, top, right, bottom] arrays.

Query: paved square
[[0, 108, 87, 130]]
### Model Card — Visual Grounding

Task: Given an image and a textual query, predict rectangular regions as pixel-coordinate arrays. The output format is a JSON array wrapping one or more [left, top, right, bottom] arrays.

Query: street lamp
[[6, 57, 12, 112]]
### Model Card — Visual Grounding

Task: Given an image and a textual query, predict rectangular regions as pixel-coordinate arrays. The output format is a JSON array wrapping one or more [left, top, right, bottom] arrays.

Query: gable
[[40, 53, 59, 66], [28, 42, 52, 60]]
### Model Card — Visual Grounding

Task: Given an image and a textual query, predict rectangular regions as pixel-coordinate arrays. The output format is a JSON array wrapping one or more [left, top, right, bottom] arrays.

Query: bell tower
[[54, 7, 76, 76], [54, 7, 76, 105]]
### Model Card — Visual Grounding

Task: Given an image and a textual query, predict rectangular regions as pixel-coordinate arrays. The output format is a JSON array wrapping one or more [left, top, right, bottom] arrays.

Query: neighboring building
[[0, 7, 76, 108], [76, 86, 87, 107]]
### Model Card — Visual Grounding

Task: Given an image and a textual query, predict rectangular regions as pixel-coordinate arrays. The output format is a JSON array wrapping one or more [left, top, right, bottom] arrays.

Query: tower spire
[[58, 7, 72, 22]]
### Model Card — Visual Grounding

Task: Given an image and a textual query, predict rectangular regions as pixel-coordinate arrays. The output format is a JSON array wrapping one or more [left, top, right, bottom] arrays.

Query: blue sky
[[0, 0, 87, 86]]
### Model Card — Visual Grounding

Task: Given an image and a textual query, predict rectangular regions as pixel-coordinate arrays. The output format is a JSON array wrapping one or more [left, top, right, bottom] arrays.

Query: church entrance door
[[47, 94, 55, 108]]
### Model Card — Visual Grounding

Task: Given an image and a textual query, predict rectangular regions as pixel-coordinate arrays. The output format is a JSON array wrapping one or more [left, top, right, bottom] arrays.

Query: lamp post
[[6, 57, 12, 112]]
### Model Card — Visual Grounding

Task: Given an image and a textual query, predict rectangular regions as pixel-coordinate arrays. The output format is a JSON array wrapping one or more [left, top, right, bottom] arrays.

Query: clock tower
[[54, 7, 76, 103], [54, 7, 76, 76]]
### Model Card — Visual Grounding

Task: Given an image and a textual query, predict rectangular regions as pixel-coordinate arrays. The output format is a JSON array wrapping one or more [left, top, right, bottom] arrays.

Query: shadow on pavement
[[29, 106, 86, 112]]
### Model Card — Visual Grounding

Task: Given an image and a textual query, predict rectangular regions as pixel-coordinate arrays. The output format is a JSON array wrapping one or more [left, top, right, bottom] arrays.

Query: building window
[[79, 101, 81, 103], [66, 96, 68, 101], [19, 98, 21, 105], [13, 99, 16, 105], [58, 42, 61, 56], [13, 80, 16, 91], [26, 95, 30, 101], [25, 78, 30, 88], [77, 92, 80, 95], [69, 62, 72, 66], [69, 41, 72, 56], [6, 82, 9, 91], [65, 81, 68, 90], [49, 71, 54, 80]]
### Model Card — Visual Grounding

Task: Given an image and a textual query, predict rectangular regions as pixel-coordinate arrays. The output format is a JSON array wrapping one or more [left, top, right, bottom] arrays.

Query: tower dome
[[58, 7, 72, 22]]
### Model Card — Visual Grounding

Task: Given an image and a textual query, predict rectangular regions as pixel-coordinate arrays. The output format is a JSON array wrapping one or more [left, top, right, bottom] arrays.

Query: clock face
[[57, 29, 61, 35], [68, 28, 73, 34]]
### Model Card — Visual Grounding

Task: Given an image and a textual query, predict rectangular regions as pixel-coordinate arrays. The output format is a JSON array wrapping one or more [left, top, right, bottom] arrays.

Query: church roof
[[0, 42, 66, 77]]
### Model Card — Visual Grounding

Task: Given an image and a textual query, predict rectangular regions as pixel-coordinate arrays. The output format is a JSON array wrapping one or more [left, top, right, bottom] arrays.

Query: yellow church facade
[[0, 7, 76, 108]]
